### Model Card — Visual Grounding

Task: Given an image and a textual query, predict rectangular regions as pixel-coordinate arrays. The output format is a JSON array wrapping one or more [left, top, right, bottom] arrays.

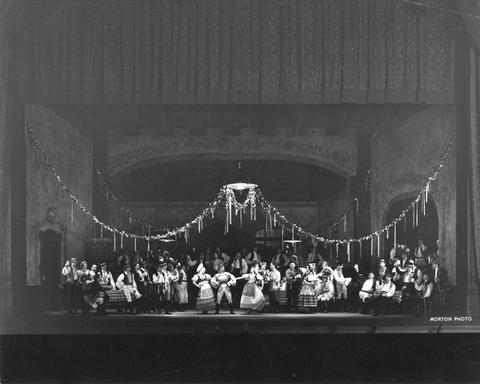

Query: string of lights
[[319, 169, 371, 236], [402, 0, 480, 20], [27, 124, 455, 252]]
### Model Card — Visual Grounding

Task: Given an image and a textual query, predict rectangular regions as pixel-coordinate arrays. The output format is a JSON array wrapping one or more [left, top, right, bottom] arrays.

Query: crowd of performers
[[61, 238, 450, 317]]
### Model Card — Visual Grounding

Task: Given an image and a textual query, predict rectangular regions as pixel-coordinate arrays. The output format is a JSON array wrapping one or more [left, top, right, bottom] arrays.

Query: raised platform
[[1, 310, 479, 335]]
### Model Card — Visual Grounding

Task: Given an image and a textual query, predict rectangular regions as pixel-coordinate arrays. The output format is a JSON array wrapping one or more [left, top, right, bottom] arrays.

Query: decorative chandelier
[[225, 182, 258, 191]]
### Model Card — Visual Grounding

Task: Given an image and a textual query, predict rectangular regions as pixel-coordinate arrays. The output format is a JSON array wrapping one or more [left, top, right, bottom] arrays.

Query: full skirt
[[196, 284, 216, 311], [173, 282, 189, 304], [240, 282, 265, 311], [297, 285, 317, 308]]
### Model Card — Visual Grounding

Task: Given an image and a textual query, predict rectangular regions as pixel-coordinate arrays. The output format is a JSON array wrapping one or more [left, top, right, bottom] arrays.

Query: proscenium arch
[[382, 191, 439, 256]]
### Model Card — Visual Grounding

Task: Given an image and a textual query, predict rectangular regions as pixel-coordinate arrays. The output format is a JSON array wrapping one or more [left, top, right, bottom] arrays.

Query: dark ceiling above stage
[[49, 104, 431, 139], [112, 159, 346, 203]]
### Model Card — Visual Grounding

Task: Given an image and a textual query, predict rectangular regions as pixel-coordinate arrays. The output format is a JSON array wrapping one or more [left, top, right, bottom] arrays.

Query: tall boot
[[215, 303, 220, 314], [229, 303, 235, 314], [164, 300, 172, 315], [323, 301, 329, 313]]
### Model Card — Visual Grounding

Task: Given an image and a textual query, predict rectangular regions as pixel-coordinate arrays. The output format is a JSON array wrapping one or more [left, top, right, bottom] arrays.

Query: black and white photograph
[[1, 0, 480, 383]]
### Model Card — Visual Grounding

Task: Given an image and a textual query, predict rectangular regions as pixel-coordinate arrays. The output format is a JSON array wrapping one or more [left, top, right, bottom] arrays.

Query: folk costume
[[152, 264, 172, 315], [240, 268, 265, 313], [62, 258, 79, 315], [414, 240, 429, 269], [265, 266, 281, 313], [431, 262, 449, 315], [372, 276, 396, 316], [210, 265, 236, 314], [285, 263, 300, 311], [316, 273, 334, 313], [78, 262, 98, 314], [116, 265, 142, 314], [297, 265, 318, 312], [332, 263, 351, 301], [192, 265, 216, 313], [98, 264, 115, 290], [172, 265, 189, 311]]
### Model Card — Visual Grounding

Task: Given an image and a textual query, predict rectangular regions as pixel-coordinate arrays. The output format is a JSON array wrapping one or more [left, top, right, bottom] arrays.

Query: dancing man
[[210, 263, 236, 314], [116, 264, 142, 314]]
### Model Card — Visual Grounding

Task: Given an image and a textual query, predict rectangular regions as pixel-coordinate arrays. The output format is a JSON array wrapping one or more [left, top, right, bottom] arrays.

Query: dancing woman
[[191, 264, 216, 314], [240, 265, 265, 314]]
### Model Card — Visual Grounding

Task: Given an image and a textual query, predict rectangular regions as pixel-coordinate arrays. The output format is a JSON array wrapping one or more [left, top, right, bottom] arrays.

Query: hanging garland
[[94, 166, 166, 233], [27, 124, 455, 249], [319, 169, 371, 236]]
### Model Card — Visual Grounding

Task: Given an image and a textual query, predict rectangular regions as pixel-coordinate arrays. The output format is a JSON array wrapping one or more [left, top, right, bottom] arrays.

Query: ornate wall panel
[[107, 129, 357, 178], [26, 106, 93, 286], [371, 106, 457, 282]]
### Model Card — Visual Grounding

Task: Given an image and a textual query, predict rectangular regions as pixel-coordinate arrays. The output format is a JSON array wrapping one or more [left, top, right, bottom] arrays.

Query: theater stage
[[2, 310, 479, 335]]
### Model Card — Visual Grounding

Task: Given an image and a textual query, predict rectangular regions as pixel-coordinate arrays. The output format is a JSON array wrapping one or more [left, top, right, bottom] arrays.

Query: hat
[[379, 259, 385, 264], [123, 264, 131, 271], [100, 262, 106, 268], [385, 273, 392, 278], [407, 259, 415, 266], [70, 258, 77, 263], [163, 251, 170, 256], [336, 261, 344, 267], [157, 262, 166, 269]]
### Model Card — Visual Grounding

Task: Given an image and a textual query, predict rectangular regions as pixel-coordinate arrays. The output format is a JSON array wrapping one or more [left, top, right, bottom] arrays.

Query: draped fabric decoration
[[14, 0, 458, 105], [0, 0, 16, 317], [458, 0, 480, 316], [467, 45, 480, 318]]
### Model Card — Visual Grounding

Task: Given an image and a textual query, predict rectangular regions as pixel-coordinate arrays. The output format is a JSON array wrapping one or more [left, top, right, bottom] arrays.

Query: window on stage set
[[256, 228, 282, 249]]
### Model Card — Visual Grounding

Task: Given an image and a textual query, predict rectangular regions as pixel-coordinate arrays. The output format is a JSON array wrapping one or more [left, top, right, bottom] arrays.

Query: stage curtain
[[457, 0, 480, 316], [13, 0, 459, 105], [0, 0, 17, 317]]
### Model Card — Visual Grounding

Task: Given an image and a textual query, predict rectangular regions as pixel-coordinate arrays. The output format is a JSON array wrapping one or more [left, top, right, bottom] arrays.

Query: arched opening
[[110, 159, 347, 203], [39, 229, 62, 312], [384, 193, 439, 258]]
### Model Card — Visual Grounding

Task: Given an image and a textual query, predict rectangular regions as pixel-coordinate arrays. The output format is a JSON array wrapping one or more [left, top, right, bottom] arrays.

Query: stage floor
[[1, 309, 479, 334]]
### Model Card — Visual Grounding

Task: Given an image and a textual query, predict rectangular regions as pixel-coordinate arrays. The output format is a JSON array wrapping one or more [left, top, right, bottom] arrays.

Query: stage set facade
[[1, 0, 480, 332]]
